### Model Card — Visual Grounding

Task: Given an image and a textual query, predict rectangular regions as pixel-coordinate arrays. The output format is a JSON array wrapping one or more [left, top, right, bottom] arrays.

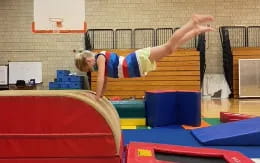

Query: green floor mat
[[203, 118, 221, 125]]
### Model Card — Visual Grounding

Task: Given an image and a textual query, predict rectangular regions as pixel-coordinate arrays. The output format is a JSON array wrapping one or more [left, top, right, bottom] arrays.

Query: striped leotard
[[95, 48, 156, 78]]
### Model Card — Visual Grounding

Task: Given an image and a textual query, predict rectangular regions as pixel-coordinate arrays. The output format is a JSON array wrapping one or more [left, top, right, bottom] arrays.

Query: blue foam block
[[57, 76, 69, 82], [56, 70, 70, 78], [145, 91, 178, 127], [70, 75, 84, 82], [60, 82, 83, 89], [69, 82, 83, 89], [145, 91, 201, 127], [191, 117, 260, 146], [176, 91, 201, 126], [57, 75, 84, 82], [49, 81, 83, 90], [49, 82, 59, 89]]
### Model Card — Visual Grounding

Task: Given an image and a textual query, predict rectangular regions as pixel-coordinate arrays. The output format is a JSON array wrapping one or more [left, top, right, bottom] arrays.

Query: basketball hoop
[[49, 18, 63, 33]]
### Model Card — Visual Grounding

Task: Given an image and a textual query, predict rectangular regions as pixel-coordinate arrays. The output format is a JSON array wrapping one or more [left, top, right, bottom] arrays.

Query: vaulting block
[[192, 117, 260, 146], [0, 90, 123, 163]]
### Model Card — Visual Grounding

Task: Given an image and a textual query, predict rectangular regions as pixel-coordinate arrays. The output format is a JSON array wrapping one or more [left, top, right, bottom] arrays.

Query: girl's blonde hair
[[74, 50, 95, 71]]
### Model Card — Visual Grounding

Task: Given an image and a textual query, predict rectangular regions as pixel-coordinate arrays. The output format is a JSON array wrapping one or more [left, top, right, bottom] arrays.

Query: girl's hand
[[95, 95, 102, 100]]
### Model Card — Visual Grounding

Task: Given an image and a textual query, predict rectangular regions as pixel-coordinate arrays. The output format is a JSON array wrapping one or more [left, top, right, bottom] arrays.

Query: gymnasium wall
[[0, 0, 260, 89]]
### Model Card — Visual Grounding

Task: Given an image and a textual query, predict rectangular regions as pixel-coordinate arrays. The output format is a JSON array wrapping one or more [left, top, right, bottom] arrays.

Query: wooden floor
[[202, 98, 260, 118]]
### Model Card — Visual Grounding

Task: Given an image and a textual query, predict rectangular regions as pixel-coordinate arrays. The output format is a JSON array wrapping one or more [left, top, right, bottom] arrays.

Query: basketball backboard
[[32, 0, 86, 34]]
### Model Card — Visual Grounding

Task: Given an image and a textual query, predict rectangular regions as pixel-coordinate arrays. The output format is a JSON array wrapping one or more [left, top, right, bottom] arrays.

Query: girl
[[75, 14, 214, 99]]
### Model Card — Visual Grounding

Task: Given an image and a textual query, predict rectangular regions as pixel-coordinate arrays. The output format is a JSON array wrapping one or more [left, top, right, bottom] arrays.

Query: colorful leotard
[[95, 48, 156, 78]]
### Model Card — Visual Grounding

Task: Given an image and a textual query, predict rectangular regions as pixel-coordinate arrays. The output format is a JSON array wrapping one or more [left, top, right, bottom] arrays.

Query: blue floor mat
[[122, 125, 260, 158]]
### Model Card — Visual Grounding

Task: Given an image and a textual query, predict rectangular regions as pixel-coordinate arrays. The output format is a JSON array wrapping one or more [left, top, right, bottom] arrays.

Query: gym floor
[[201, 98, 260, 118]]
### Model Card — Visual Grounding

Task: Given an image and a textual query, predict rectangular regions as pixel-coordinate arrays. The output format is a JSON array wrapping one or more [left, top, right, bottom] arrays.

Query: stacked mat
[[111, 100, 149, 129], [49, 70, 84, 90], [111, 90, 201, 129]]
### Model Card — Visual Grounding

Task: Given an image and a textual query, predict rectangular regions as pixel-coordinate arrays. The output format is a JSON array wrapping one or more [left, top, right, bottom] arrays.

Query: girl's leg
[[149, 14, 214, 62], [174, 25, 214, 49]]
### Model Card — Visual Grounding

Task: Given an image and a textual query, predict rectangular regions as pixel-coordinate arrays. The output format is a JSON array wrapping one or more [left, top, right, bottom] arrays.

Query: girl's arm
[[101, 76, 108, 97], [95, 55, 106, 99]]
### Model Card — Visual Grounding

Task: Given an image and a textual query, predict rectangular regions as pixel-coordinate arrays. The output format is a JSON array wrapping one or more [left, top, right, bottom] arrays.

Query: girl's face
[[84, 57, 95, 72]]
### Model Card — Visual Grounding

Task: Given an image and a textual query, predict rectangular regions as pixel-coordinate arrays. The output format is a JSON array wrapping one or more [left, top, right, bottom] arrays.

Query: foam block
[[176, 91, 201, 126], [191, 117, 260, 145], [145, 90, 201, 127], [56, 70, 70, 78], [145, 91, 178, 127]]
